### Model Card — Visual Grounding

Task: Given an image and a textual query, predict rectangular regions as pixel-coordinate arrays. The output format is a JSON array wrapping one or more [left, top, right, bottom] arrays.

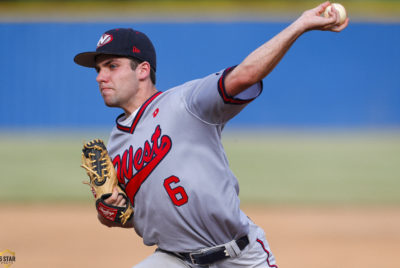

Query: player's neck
[[123, 85, 158, 117]]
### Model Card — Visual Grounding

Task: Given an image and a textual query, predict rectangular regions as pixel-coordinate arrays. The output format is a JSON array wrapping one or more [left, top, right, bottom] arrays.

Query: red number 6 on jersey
[[163, 176, 188, 206]]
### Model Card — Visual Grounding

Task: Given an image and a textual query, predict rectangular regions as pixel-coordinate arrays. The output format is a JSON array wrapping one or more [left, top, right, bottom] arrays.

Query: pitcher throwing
[[74, 2, 348, 267]]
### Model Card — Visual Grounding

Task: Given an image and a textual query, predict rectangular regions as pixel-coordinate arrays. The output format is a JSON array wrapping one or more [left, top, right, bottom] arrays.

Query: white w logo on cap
[[97, 34, 113, 48]]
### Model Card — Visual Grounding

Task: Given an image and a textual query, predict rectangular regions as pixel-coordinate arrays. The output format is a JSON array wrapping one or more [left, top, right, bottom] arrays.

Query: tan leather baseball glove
[[81, 139, 133, 225]]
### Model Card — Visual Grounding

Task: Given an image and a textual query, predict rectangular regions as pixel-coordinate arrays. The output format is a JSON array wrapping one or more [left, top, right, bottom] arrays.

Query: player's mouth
[[100, 87, 113, 95]]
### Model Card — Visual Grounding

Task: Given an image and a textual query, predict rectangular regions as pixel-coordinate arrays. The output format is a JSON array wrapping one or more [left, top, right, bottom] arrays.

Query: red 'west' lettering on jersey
[[113, 125, 172, 206]]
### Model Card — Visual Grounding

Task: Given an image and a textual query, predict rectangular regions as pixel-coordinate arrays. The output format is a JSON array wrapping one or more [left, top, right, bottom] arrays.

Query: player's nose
[[96, 69, 109, 83]]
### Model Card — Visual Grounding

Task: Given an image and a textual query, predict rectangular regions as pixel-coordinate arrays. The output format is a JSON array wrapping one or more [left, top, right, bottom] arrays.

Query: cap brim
[[74, 51, 132, 68], [73, 52, 101, 68]]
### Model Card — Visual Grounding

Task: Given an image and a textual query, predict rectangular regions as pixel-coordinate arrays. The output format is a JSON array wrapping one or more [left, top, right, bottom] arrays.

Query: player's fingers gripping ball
[[81, 139, 134, 225], [323, 3, 347, 25]]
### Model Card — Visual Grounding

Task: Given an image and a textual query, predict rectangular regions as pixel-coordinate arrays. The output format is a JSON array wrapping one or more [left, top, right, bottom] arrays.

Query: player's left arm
[[224, 1, 349, 97], [97, 187, 134, 228]]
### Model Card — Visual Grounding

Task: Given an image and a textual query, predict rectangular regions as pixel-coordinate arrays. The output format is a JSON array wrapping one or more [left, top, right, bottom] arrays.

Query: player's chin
[[102, 96, 119, 108], [103, 100, 119, 108]]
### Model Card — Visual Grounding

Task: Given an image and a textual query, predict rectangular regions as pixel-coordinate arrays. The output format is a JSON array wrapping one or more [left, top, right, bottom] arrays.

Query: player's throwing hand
[[296, 1, 349, 32]]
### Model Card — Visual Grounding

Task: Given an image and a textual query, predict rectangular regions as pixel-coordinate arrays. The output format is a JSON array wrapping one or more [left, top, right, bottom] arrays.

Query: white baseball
[[324, 3, 347, 25]]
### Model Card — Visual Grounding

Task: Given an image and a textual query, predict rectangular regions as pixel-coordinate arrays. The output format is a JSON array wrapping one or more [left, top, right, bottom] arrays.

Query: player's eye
[[110, 64, 118, 69]]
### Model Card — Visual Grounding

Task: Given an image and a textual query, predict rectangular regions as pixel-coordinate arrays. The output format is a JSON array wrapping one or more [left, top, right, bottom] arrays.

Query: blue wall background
[[1, 22, 399, 128]]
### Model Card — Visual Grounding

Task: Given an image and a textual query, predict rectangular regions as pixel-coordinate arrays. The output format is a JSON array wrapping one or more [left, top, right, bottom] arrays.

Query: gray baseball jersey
[[107, 67, 262, 252]]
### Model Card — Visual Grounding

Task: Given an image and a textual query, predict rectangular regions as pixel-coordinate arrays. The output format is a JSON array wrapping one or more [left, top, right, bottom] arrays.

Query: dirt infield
[[1, 204, 399, 268]]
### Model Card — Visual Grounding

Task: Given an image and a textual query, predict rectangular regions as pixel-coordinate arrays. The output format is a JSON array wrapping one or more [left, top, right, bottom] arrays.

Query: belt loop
[[223, 238, 242, 258]]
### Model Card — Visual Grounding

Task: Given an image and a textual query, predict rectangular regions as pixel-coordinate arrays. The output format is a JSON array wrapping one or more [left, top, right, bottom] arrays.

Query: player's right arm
[[224, 1, 349, 97]]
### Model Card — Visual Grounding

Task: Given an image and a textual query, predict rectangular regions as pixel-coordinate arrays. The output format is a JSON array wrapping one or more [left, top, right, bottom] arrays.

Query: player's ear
[[136, 61, 152, 81]]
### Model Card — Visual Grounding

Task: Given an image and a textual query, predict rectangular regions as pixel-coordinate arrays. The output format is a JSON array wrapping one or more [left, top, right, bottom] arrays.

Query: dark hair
[[130, 58, 156, 85]]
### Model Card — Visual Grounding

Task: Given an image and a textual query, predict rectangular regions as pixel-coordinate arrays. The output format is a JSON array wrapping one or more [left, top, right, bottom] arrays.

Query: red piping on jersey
[[116, 91, 162, 133], [217, 66, 262, 105], [256, 239, 278, 268]]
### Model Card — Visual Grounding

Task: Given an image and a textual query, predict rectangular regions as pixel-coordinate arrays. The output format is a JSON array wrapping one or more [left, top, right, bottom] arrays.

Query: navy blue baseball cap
[[74, 28, 157, 71]]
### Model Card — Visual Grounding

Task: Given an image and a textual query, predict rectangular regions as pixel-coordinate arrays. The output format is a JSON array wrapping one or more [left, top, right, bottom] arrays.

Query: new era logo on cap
[[132, 46, 141, 53], [97, 34, 113, 48]]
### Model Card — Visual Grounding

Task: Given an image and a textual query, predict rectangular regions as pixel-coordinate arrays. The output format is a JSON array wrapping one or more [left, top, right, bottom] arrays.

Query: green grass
[[1, 0, 400, 22], [0, 130, 399, 205], [0, 131, 109, 203], [223, 130, 400, 205]]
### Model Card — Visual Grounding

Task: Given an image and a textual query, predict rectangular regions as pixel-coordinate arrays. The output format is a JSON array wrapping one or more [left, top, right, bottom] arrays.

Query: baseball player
[[74, 2, 348, 267]]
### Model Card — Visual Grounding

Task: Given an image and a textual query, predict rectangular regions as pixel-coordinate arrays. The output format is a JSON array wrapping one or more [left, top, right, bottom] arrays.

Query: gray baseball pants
[[133, 221, 278, 268]]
